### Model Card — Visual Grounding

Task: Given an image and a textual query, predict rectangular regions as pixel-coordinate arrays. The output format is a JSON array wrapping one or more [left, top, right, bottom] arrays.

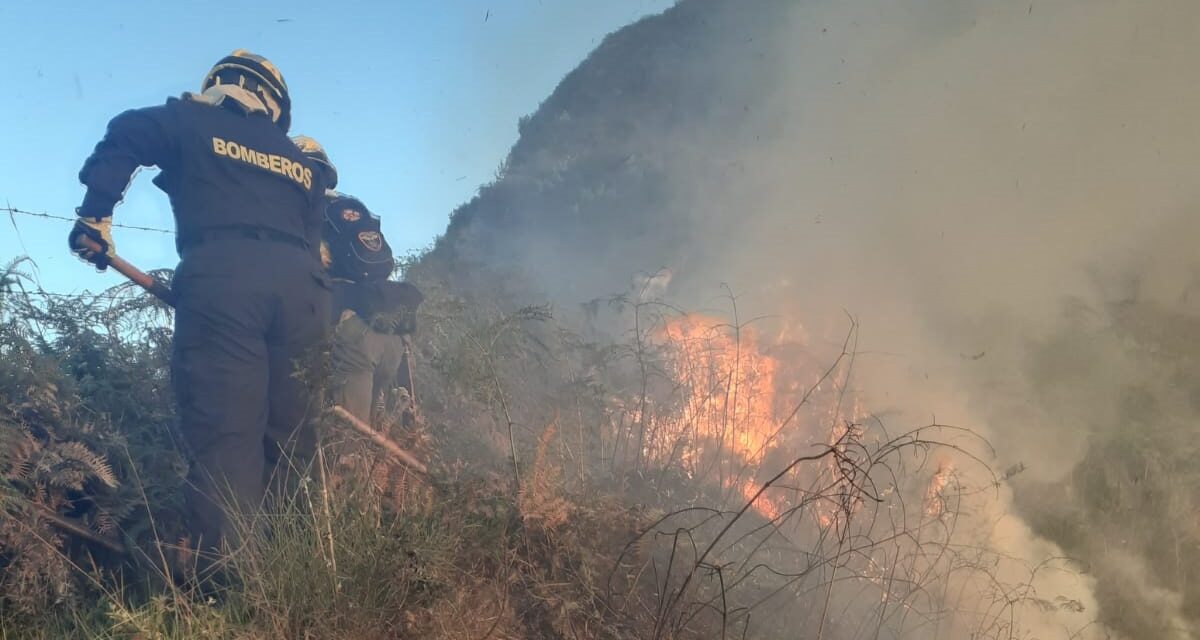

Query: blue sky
[[0, 0, 672, 296]]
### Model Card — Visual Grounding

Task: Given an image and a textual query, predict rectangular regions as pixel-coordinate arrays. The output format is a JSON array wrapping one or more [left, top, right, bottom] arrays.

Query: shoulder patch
[[341, 208, 362, 222], [358, 231, 383, 252]]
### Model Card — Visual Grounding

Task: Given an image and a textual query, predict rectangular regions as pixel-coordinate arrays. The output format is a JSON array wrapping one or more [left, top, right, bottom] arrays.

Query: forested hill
[[420, 0, 793, 305]]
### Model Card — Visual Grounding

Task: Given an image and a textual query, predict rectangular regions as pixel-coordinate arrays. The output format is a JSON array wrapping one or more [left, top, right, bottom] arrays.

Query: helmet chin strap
[[191, 84, 279, 123], [255, 89, 282, 123]]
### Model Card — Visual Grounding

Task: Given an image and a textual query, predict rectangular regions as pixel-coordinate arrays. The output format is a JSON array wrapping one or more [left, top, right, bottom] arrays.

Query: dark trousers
[[171, 237, 331, 552]]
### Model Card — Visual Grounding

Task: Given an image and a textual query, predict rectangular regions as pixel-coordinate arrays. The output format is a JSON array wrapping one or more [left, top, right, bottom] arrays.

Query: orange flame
[[651, 314, 867, 525], [658, 315, 779, 467], [924, 462, 954, 518]]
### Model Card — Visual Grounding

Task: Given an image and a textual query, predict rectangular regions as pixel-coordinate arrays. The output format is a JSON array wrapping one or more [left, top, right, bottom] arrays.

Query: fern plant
[[0, 264, 184, 623]]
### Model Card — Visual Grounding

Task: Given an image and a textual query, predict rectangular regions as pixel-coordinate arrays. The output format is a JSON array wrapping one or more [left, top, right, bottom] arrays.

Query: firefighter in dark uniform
[[293, 138, 423, 426], [70, 50, 333, 555]]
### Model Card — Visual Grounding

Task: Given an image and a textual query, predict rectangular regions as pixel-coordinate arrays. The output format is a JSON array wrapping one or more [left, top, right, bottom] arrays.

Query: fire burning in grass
[[924, 461, 955, 518], [651, 311, 966, 536], [653, 313, 872, 527], [657, 314, 778, 466]]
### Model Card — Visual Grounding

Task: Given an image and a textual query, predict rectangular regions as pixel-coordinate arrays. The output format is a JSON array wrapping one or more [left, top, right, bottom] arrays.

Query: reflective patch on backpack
[[358, 231, 383, 252], [324, 195, 394, 282]]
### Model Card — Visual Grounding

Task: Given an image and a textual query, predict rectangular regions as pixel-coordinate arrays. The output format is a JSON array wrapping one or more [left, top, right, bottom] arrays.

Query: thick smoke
[[431, 0, 1200, 636], [715, 0, 1200, 460], [709, 7, 1200, 635]]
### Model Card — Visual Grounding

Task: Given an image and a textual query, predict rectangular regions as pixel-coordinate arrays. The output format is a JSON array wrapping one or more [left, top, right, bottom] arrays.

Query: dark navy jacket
[[78, 96, 326, 254]]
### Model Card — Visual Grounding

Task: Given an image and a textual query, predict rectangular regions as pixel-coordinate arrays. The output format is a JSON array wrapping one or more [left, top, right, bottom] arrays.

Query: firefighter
[[70, 51, 333, 556], [293, 137, 423, 426]]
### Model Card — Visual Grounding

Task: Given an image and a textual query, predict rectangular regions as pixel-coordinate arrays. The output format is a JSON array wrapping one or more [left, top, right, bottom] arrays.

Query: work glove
[[368, 307, 419, 336], [366, 281, 424, 335], [68, 213, 116, 272]]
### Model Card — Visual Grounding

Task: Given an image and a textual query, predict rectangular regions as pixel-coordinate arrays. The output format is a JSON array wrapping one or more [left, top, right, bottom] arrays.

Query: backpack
[[322, 194, 395, 282]]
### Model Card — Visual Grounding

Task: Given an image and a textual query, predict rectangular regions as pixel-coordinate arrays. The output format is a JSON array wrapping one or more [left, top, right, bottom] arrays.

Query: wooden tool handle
[[331, 405, 428, 475], [77, 237, 176, 307]]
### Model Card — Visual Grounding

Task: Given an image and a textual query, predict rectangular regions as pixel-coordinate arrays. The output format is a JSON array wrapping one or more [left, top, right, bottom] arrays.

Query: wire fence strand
[[2, 204, 174, 302], [19, 290, 147, 302], [2, 206, 175, 234]]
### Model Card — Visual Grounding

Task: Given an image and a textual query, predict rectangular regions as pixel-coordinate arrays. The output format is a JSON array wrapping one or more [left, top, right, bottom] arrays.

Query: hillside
[[420, 0, 793, 306], [5, 0, 1200, 638]]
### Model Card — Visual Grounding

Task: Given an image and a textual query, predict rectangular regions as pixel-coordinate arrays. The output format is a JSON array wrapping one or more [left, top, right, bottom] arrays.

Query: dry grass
[[0, 269, 1105, 639]]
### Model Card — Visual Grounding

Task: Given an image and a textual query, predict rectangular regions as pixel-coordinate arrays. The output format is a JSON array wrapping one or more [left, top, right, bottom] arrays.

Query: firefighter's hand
[[68, 215, 116, 272]]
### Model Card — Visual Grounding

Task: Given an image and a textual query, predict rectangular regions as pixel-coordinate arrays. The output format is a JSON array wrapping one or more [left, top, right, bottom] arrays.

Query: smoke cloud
[[431, 0, 1200, 636]]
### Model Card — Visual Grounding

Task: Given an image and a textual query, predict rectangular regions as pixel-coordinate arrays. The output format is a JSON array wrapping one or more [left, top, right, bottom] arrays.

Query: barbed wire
[[2, 206, 175, 234], [3, 281, 163, 304], [2, 205, 174, 302], [16, 289, 149, 302]]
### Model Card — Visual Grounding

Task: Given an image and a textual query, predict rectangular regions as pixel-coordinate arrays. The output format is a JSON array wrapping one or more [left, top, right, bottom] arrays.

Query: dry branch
[[10, 500, 128, 555], [331, 405, 428, 475]]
